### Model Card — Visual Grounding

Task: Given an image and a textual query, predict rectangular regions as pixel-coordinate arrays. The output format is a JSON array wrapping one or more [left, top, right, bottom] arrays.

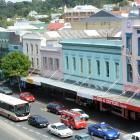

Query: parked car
[[0, 86, 13, 95], [19, 92, 35, 102], [28, 115, 49, 128], [46, 102, 67, 114], [88, 122, 120, 140], [60, 110, 87, 129], [47, 122, 73, 138], [74, 133, 93, 140], [121, 132, 140, 140], [70, 108, 89, 120]]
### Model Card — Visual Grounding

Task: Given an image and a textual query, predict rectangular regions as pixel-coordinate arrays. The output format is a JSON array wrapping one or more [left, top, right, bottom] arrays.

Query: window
[[138, 60, 140, 76], [31, 58, 34, 67], [26, 43, 28, 53], [36, 44, 38, 54], [73, 57, 76, 71], [88, 59, 91, 74], [80, 58, 83, 73], [49, 58, 53, 70], [96, 60, 100, 75], [43, 57, 47, 69], [106, 61, 109, 77], [31, 44, 33, 54], [54, 58, 59, 70], [126, 33, 132, 54], [127, 63, 133, 82], [138, 38, 140, 56], [37, 58, 39, 68], [14, 46, 18, 49], [115, 63, 119, 79], [66, 56, 69, 70]]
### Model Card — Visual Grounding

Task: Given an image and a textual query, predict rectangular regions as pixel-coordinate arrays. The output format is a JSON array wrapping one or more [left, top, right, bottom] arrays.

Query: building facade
[[40, 39, 63, 80], [61, 39, 123, 92], [22, 33, 43, 72]]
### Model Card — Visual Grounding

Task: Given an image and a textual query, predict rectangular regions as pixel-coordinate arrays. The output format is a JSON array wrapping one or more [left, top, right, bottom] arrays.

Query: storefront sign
[[93, 96, 140, 112]]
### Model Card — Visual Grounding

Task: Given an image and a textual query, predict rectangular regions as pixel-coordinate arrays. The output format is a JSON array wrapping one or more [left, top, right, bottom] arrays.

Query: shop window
[[112, 106, 122, 114]]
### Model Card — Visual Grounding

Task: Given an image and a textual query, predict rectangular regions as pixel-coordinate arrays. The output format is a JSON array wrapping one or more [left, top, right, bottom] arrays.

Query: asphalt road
[[0, 94, 124, 140]]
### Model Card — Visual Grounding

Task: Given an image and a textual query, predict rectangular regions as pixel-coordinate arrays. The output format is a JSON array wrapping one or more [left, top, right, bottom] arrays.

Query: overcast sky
[[5, 0, 32, 3]]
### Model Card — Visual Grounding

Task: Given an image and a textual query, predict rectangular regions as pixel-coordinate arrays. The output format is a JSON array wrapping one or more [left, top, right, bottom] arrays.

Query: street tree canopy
[[1, 52, 31, 78]]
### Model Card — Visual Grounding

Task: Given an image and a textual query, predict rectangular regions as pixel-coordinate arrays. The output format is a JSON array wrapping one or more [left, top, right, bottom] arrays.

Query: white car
[[47, 122, 73, 138], [70, 108, 89, 120], [121, 132, 140, 140]]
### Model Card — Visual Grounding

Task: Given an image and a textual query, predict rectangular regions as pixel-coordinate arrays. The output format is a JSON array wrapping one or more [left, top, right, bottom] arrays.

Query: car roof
[[53, 122, 64, 126], [71, 108, 82, 111], [21, 92, 31, 94], [132, 132, 140, 137], [90, 122, 109, 127]]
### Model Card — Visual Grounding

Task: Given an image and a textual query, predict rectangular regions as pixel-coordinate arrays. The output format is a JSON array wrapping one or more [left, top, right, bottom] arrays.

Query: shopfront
[[93, 95, 140, 120]]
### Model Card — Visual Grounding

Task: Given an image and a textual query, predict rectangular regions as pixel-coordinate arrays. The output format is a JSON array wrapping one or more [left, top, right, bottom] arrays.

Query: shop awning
[[93, 94, 140, 112]]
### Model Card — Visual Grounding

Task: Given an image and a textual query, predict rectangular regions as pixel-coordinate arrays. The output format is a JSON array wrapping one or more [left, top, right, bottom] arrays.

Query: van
[[60, 110, 87, 129]]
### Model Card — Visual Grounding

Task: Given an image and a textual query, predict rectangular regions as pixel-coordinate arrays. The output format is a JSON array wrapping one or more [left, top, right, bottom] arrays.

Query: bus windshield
[[15, 103, 30, 117]]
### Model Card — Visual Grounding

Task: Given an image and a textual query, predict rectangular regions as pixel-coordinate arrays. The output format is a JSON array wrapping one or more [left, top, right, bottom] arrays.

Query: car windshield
[[78, 110, 85, 114], [75, 116, 82, 122], [22, 93, 32, 97], [102, 125, 113, 131], [2, 87, 10, 90], [15, 103, 30, 117], [82, 136, 92, 140], [56, 104, 64, 109], [36, 116, 47, 122], [57, 124, 68, 130]]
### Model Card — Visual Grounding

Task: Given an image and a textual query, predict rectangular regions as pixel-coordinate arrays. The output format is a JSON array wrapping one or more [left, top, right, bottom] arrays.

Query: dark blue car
[[88, 122, 120, 140]]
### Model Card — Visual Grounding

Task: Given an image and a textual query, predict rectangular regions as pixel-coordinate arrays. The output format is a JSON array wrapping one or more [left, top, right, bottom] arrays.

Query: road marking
[[22, 126, 28, 130], [28, 129, 34, 133], [36, 101, 46, 106], [16, 124, 21, 127], [51, 138, 56, 140], [10, 122, 14, 125], [42, 134, 48, 138], [34, 131, 41, 135], [40, 108, 47, 112]]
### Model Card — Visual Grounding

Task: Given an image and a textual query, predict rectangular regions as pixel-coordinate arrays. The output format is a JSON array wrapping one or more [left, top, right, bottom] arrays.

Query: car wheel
[[47, 109, 50, 112], [48, 129, 51, 134], [58, 133, 62, 137], [104, 136, 107, 140]]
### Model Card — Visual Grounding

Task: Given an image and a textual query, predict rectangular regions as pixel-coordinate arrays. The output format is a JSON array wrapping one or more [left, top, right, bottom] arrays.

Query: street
[[0, 93, 124, 140]]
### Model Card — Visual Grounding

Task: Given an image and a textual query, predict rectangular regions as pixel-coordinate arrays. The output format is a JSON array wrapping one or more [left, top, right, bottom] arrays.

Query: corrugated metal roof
[[60, 39, 122, 48]]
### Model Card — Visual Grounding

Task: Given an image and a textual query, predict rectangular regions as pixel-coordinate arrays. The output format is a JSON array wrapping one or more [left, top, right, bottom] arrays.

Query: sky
[[5, 0, 32, 3]]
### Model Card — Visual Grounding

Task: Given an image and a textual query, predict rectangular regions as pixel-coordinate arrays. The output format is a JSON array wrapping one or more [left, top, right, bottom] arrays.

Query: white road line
[[34, 131, 41, 135], [28, 129, 34, 133], [51, 138, 56, 140], [36, 101, 46, 106], [22, 126, 28, 130], [16, 124, 21, 127], [42, 134, 48, 138], [40, 108, 47, 111]]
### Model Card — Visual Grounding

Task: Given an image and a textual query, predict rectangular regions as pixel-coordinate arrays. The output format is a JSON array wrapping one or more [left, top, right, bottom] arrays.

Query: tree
[[1, 52, 31, 91]]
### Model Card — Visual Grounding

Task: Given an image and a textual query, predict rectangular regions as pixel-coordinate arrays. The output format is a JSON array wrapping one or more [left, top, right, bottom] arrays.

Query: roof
[[0, 93, 27, 105], [132, 132, 140, 137], [60, 39, 122, 48], [82, 10, 122, 22], [44, 30, 100, 40], [75, 133, 90, 137], [53, 122, 64, 126], [47, 23, 64, 31]]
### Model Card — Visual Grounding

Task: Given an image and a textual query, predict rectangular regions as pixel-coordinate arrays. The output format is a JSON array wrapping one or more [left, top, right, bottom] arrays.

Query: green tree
[[1, 52, 31, 91]]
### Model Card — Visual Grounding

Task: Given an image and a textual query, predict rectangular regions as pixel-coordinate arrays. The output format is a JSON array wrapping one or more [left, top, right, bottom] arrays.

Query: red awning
[[93, 95, 140, 113]]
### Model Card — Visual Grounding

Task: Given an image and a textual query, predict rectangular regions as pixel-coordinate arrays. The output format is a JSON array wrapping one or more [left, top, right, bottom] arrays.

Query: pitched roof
[[82, 10, 122, 22], [47, 23, 64, 31]]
